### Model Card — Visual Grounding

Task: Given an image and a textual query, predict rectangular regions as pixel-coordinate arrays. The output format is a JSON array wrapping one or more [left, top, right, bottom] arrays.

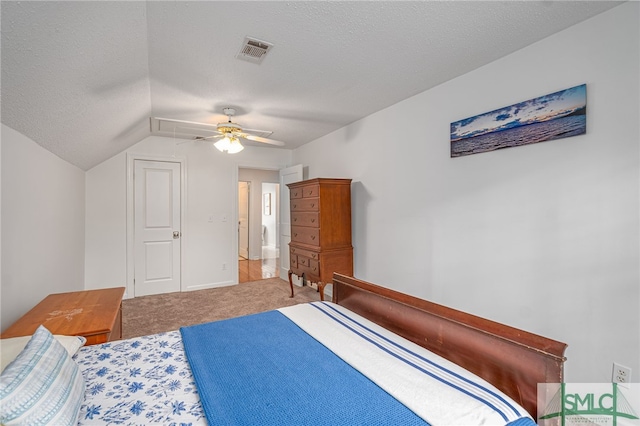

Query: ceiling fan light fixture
[[228, 138, 244, 154], [214, 135, 244, 154]]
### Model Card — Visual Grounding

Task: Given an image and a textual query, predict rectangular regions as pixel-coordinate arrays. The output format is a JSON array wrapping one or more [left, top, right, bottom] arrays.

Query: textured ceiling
[[1, 1, 622, 170]]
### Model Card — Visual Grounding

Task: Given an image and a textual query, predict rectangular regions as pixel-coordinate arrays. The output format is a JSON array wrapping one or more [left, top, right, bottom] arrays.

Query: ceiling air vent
[[236, 36, 273, 64]]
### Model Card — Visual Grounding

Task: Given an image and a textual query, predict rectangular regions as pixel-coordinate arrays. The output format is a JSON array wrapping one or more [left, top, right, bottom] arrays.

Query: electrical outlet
[[612, 362, 632, 388]]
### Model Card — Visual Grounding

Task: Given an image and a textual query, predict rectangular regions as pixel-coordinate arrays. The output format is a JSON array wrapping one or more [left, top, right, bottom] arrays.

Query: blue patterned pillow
[[0, 325, 85, 425]]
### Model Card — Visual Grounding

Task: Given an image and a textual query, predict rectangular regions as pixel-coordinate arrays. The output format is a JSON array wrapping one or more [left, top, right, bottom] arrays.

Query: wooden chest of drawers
[[287, 178, 353, 300]]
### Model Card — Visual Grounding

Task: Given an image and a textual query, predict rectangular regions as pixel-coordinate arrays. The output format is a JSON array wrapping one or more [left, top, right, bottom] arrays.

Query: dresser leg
[[317, 282, 326, 302], [287, 269, 294, 298]]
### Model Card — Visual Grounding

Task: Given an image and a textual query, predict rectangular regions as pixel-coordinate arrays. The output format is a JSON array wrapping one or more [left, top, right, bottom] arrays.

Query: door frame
[[278, 164, 303, 281], [233, 164, 282, 284], [126, 153, 187, 299], [238, 180, 250, 260]]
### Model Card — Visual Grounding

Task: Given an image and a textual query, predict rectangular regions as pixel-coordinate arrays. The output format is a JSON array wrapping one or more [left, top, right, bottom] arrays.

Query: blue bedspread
[[180, 310, 427, 425]]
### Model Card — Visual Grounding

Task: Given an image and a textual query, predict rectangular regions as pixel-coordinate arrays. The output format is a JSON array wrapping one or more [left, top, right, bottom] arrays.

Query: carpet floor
[[121, 278, 320, 339]]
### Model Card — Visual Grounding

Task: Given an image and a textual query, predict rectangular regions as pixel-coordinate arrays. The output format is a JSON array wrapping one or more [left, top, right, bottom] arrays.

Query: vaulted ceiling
[[1, 1, 622, 170]]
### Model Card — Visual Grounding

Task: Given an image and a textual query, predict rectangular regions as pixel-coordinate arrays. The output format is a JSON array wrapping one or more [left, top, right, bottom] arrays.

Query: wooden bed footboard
[[331, 273, 567, 419]]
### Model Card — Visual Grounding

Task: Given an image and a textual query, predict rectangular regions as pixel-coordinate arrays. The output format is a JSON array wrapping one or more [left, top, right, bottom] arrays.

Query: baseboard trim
[[323, 283, 333, 301], [183, 281, 236, 292]]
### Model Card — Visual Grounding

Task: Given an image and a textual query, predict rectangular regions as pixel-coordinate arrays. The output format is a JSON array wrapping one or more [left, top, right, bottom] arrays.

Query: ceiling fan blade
[[175, 134, 221, 145], [152, 117, 218, 129], [178, 126, 220, 135], [153, 116, 285, 147], [242, 127, 272, 134], [243, 134, 285, 147]]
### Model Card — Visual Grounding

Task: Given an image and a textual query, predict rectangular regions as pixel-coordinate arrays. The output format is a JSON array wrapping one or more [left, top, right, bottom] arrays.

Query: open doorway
[[238, 168, 280, 283]]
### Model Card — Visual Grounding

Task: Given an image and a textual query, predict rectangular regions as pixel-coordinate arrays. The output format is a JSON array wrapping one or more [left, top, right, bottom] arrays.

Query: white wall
[[262, 182, 279, 248], [85, 136, 292, 294], [0, 122, 3, 329], [293, 3, 639, 383], [1, 124, 86, 332]]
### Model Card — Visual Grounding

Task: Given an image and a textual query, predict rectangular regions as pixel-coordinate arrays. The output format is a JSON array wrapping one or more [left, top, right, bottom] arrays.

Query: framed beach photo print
[[450, 84, 586, 157]]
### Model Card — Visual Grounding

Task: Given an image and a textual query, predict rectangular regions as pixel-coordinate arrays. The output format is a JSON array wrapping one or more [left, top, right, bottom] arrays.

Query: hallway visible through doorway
[[238, 246, 280, 283]]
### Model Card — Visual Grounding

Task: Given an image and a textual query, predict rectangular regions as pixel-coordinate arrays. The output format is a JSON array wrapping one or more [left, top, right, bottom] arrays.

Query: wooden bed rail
[[331, 273, 567, 419]]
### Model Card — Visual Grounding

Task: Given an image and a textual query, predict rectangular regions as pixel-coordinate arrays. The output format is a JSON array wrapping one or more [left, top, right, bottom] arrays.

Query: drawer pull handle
[[312, 254, 317, 258], [292, 249, 296, 253], [294, 218, 297, 222], [311, 203, 315, 208], [294, 233, 298, 237], [311, 219, 315, 223], [311, 236, 316, 240], [293, 204, 297, 209]]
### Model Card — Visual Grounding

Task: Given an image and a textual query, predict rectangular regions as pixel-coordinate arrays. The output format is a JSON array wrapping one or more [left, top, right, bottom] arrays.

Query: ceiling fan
[[153, 108, 286, 153]]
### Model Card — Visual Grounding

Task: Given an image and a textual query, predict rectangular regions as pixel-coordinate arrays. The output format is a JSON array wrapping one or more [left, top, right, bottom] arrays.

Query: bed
[[1, 273, 567, 425]]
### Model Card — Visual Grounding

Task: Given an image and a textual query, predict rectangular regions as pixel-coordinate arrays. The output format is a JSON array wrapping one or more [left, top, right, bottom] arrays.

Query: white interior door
[[238, 181, 250, 259], [279, 164, 303, 280], [134, 160, 181, 297]]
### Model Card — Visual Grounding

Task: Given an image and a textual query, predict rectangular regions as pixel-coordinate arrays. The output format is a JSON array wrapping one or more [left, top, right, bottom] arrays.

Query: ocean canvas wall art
[[450, 84, 586, 157]]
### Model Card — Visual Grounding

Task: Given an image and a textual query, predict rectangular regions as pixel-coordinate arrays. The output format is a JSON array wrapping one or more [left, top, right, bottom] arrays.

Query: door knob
[[173, 231, 181, 239]]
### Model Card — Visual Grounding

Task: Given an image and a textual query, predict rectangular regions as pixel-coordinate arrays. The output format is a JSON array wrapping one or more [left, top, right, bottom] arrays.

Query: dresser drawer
[[297, 255, 320, 269], [289, 251, 320, 281], [302, 184, 320, 198], [290, 183, 319, 199], [298, 261, 321, 281], [291, 198, 319, 212], [290, 187, 303, 199], [291, 211, 319, 227], [290, 246, 319, 260], [298, 255, 310, 267], [291, 226, 320, 246]]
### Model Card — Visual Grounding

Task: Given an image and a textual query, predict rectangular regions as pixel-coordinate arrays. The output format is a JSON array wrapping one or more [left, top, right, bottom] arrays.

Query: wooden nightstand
[[1, 287, 125, 346]]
